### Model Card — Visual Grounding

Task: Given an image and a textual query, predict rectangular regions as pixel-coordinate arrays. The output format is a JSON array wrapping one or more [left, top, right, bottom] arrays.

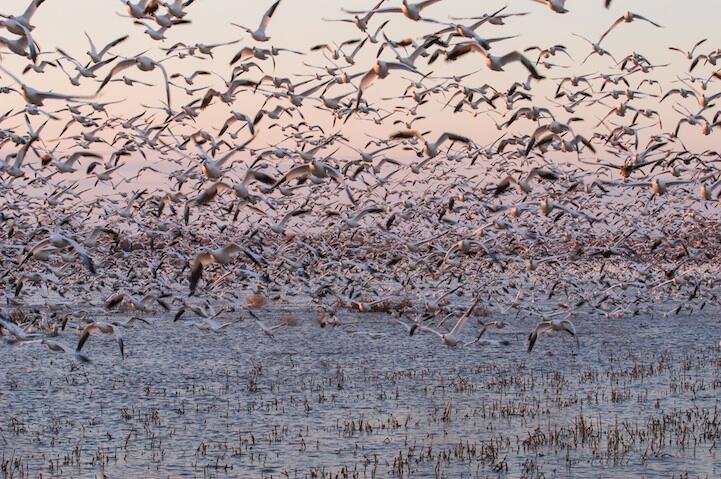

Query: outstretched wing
[[499, 51, 544, 79], [22, 0, 46, 20], [599, 16, 625, 43], [260, 0, 282, 31], [527, 322, 550, 352], [98, 58, 137, 92], [99, 35, 130, 57], [450, 295, 481, 336], [189, 252, 215, 295]]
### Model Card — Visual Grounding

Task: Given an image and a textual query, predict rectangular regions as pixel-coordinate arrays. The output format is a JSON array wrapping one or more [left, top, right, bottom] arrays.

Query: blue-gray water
[[1, 307, 720, 478]]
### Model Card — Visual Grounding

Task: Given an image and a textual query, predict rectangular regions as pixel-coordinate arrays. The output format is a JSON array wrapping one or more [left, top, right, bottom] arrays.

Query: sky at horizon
[[1, 0, 720, 167]]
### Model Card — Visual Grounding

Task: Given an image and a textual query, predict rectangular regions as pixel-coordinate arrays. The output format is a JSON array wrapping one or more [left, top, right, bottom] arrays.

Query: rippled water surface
[[1, 307, 721, 478]]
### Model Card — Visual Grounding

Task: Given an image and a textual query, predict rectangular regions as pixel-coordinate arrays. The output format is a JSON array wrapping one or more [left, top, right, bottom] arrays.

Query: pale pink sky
[[1, 0, 720, 157]]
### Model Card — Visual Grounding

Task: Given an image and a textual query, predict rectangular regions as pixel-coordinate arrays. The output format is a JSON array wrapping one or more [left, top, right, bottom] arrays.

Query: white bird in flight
[[189, 242, 245, 295], [97, 55, 173, 109], [84, 33, 129, 64], [599, 11, 662, 44], [390, 129, 473, 158], [0, 0, 46, 35], [527, 315, 579, 352], [344, 0, 444, 22], [0, 65, 94, 106], [232, 0, 282, 42], [418, 296, 481, 347], [77, 321, 126, 358], [530, 0, 568, 14]]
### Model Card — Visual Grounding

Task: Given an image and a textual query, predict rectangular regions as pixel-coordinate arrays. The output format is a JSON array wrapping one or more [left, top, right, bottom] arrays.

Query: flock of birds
[[1, 0, 721, 362]]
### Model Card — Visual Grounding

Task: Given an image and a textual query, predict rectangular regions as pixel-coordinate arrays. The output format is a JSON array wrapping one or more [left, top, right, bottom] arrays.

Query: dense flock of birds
[[1, 0, 721, 362]]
